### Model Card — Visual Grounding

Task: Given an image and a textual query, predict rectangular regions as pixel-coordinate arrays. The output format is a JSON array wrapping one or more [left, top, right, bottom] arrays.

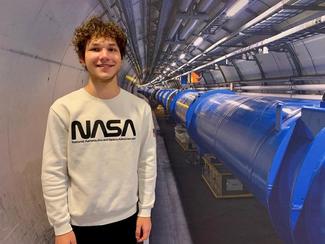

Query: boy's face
[[81, 37, 122, 83]]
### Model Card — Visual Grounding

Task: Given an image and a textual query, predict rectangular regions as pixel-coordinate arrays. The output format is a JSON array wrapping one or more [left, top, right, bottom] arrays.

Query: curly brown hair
[[72, 16, 127, 61]]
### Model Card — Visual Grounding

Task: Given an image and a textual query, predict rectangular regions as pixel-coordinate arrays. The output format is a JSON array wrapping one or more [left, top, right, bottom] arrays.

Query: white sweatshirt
[[41, 88, 157, 236]]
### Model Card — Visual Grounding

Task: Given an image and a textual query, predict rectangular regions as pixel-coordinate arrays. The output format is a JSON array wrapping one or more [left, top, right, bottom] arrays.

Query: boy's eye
[[108, 47, 118, 52], [90, 47, 100, 51]]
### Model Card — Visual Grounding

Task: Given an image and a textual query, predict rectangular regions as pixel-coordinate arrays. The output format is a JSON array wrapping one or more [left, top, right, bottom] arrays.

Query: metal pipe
[[142, 88, 325, 244], [166, 0, 295, 78], [167, 14, 325, 81], [168, 90, 200, 123], [179, 19, 200, 40], [197, 0, 215, 12], [185, 91, 325, 244], [237, 84, 325, 91], [168, 19, 183, 39], [240, 92, 322, 100]]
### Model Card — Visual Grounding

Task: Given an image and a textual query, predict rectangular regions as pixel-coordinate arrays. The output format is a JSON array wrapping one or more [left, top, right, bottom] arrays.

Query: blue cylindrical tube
[[184, 92, 324, 244]]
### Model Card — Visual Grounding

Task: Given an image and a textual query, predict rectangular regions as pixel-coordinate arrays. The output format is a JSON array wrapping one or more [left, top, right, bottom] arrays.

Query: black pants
[[72, 213, 138, 244]]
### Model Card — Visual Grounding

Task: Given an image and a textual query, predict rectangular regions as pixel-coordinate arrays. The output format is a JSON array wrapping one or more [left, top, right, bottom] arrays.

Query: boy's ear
[[79, 58, 87, 70]]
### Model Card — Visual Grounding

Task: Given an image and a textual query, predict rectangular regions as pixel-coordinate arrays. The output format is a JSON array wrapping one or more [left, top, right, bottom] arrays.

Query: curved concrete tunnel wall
[[0, 1, 107, 243]]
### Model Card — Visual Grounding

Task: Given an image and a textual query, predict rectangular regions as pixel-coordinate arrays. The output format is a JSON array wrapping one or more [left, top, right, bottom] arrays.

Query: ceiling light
[[166, 67, 170, 71], [262, 46, 269, 54], [226, 0, 249, 17], [179, 53, 186, 59], [171, 62, 177, 66], [193, 36, 204, 46]]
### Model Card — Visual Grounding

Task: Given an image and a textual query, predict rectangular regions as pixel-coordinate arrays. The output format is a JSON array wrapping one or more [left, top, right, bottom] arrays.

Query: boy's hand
[[55, 231, 77, 244], [136, 217, 152, 242]]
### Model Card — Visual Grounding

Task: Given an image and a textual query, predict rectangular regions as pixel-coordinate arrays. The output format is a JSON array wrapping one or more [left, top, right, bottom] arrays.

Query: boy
[[41, 16, 157, 244]]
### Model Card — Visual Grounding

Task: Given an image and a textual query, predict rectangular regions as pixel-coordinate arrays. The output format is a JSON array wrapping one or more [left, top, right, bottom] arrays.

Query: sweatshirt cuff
[[54, 222, 73, 236], [137, 208, 152, 217]]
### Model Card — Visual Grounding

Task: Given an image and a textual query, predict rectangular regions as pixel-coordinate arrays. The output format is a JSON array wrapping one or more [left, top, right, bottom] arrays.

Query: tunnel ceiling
[[98, 0, 325, 85]]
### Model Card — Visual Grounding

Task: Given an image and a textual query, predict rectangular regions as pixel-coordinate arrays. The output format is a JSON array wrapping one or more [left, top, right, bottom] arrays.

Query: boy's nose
[[99, 49, 110, 59]]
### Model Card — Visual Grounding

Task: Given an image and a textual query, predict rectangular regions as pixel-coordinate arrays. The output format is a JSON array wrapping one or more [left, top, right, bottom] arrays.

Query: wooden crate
[[201, 155, 252, 199]]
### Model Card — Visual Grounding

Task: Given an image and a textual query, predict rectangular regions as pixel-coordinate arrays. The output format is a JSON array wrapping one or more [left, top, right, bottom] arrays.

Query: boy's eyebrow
[[89, 42, 118, 46]]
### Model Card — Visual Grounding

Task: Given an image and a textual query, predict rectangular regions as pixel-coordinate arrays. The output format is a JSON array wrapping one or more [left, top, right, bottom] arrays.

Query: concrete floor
[[151, 110, 283, 244]]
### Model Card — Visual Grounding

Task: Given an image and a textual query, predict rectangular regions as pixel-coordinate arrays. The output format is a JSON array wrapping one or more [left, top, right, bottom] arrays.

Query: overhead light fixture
[[193, 36, 204, 46], [262, 46, 269, 54], [226, 0, 249, 17], [171, 62, 177, 67], [166, 67, 170, 71], [179, 53, 186, 59]]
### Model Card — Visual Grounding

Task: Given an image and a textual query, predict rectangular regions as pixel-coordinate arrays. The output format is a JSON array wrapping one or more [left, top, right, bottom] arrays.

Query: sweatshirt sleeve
[[137, 104, 157, 217], [41, 107, 72, 235]]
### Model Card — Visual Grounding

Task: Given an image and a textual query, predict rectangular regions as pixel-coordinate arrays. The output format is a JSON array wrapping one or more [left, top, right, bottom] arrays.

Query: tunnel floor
[[151, 109, 283, 244]]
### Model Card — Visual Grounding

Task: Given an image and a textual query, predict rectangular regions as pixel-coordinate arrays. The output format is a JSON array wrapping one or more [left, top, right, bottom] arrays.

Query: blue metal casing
[[140, 87, 325, 244], [186, 93, 324, 244], [172, 90, 201, 124], [169, 89, 198, 122]]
